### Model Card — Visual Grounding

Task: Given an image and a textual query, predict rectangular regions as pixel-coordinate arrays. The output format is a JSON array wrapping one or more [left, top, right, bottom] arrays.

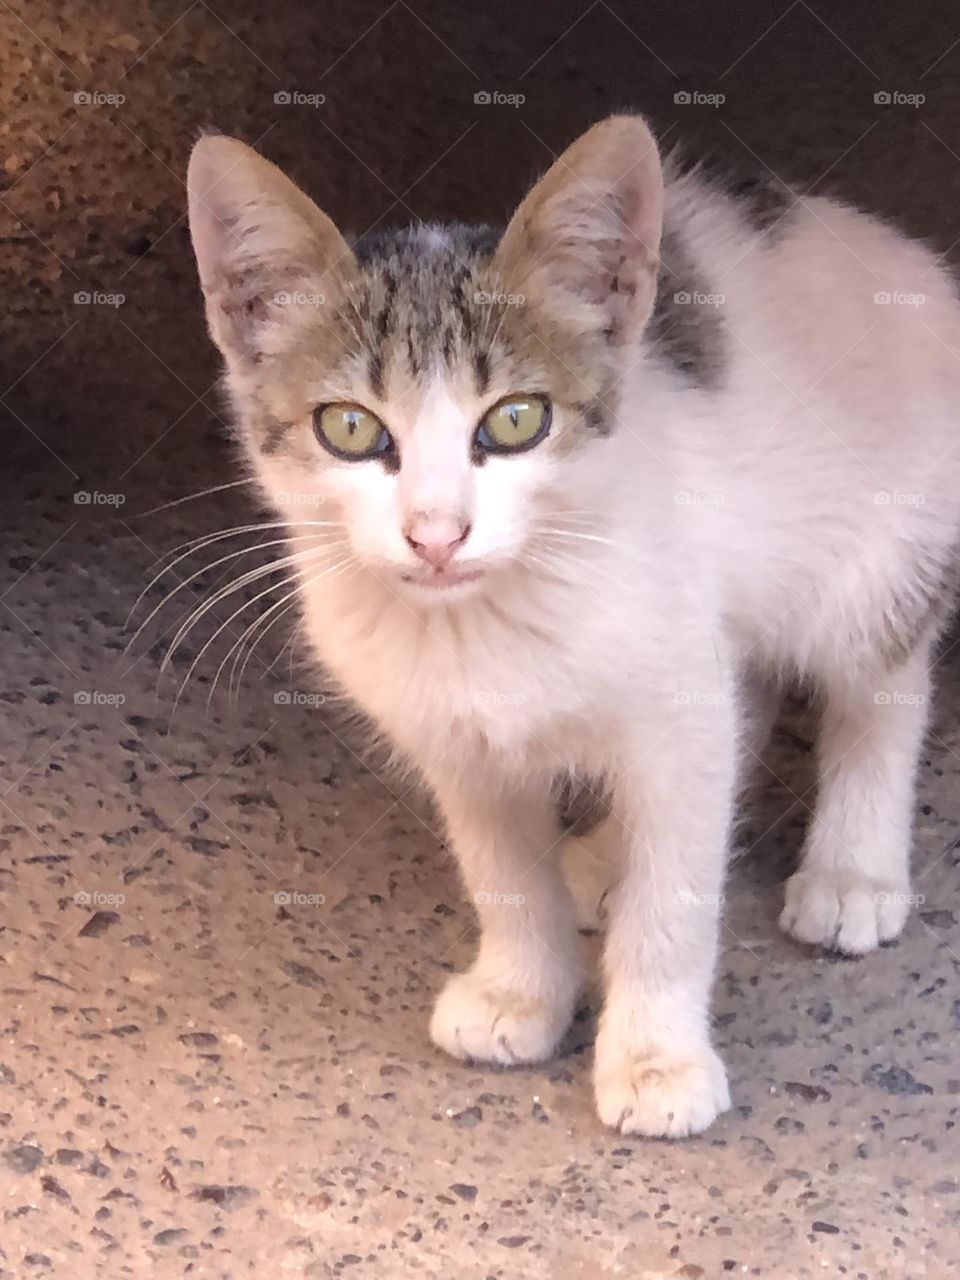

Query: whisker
[[154, 517, 349, 567], [253, 616, 303, 690], [125, 532, 346, 652], [159, 546, 332, 683], [228, 593, 303, 707], [133, 478, 257, 518], [215, 576, 304, 709], [537, 527, 618, 548], [221, 570, 320, 705], [518, 548, 584, 583], [545, 509, 606, 524], [523, 535, 600, 572], [170, 562, 324, 720], [132, 518, 347, 609], [226, 558, 357, 706], [173, 553, 352, 718], [290, 618, 307, 682]]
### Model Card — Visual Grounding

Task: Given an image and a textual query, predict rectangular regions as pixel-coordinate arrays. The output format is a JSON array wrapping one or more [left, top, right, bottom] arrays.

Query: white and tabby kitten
[[186, 116, 960, 1136]]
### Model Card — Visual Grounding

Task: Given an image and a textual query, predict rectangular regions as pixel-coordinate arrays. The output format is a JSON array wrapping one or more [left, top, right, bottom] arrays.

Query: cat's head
[[187, 116, 664, 602]]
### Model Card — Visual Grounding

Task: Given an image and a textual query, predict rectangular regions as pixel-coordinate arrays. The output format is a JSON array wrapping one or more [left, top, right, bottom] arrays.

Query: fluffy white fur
[[187, 117, 960, 1136]]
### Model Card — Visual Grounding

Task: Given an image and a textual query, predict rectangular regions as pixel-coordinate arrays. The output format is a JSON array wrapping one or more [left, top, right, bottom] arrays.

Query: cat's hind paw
[[779, 869, 911, 954], [430, 972, 574, 1066], [594, 1044, 730, 1137], [560, 840, 616, 932]]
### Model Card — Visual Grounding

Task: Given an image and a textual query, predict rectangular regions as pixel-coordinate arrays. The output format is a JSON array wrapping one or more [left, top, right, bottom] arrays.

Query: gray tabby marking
[[647, 229, 727, 390]]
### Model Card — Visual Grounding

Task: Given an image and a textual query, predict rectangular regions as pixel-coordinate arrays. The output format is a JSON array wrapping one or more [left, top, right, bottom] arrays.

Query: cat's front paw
[[430, 971, 575, 1066], [594, 1043, 730, 1137], [779, 868, 911, 954]]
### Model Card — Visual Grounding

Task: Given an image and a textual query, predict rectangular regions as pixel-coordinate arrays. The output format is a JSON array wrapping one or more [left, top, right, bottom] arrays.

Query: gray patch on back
[[665, 150, 797, 242], [726, 172, 795, 237], [647, 227, 727, 390], [646, 155, 803, 389]]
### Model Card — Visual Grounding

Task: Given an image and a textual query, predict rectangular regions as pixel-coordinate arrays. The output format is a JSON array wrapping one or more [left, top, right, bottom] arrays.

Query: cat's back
[[660, 155, 960, 393], [655, 154, 960, 469], [649, 156, 960, 672]]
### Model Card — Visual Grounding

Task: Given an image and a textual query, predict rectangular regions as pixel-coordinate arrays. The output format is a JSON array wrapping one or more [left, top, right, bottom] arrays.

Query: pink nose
[[404, 514, 471, 568]]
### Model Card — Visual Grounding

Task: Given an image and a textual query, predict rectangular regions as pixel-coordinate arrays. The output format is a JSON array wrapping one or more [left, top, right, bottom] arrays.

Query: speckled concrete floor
[[1, 2, 960, 1277]]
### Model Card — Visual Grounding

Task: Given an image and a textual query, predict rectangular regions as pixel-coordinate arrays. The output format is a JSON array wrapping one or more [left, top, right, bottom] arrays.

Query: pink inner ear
[[189, 185, 235, 295], [492, 119, 664, 325]]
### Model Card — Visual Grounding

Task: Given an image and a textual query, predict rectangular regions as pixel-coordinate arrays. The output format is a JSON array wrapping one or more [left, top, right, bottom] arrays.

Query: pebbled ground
[[1, 2, 959, 1276]]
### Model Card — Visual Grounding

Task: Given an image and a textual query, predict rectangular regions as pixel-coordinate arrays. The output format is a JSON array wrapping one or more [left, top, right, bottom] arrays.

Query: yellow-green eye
[[475, 395, 551, 454], [313, 403, 393, 460]]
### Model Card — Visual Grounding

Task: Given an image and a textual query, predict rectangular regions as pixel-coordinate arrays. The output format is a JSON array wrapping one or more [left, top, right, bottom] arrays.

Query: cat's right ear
[[187, 135, 356, 371], [492, 115, 664, 355]]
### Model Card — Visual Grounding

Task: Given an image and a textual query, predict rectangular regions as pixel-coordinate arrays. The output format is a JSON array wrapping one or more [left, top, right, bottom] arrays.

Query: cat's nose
[[404, 514, 471, 568]]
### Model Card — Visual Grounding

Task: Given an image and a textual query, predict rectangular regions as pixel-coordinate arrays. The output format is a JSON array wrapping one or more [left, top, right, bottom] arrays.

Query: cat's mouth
[[400, 565, 485, 592]]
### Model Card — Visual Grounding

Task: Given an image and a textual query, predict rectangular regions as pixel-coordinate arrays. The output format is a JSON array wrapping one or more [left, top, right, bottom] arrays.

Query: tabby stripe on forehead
[[451, 270, 475, 338], [375, 270, 397, 341], [473, 349, 490, 394], [405, 323, 420, 377], [368, 349, 385, 398], [375, 304, 393, 341], [367, 270, 397, 395]]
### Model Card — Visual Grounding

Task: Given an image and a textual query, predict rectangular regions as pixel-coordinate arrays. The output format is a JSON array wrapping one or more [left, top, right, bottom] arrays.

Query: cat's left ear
[[187, 134, 357, 372], [493, 115, 663, 349]]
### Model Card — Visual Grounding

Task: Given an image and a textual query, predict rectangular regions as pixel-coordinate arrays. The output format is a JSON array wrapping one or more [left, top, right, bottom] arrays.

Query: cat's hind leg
[[560, 671, 780, 939], [780, 638, 933, 954], [739, 666, 782, 780], [560, 817, 623, 932]]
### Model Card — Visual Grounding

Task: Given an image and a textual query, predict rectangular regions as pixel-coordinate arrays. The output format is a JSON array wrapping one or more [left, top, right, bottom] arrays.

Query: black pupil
[[346, 412, 360, 436]]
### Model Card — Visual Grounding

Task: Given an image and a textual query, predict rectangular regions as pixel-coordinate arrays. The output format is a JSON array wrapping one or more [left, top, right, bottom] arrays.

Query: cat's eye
[[474, 395, 551, 455], [313, 403, 394, 460]]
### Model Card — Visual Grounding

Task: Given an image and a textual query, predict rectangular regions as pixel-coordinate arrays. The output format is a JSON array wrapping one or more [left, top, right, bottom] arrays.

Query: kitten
[[186, 115, 960, 1136]]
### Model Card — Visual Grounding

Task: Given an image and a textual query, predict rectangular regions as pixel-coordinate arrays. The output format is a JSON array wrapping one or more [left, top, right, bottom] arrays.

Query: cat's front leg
[[594, 696, 738, 1136], [427, 766, 583, 1065]]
